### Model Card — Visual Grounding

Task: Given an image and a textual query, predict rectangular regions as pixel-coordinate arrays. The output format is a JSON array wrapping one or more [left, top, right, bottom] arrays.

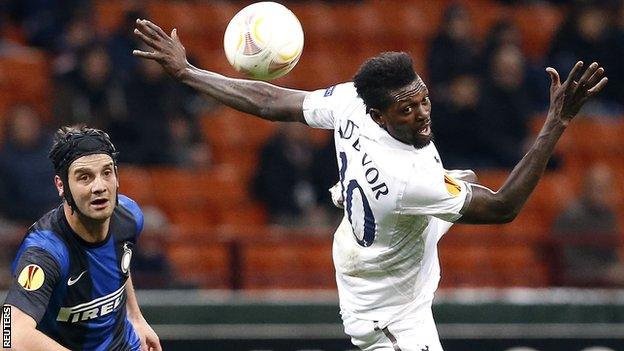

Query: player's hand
[[545, 61, 608, 125], [133, 18, 188, 79], [131, 316, 162, 351]]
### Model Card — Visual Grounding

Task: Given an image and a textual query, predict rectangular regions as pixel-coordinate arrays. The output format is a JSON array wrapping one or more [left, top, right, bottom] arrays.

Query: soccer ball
[[223, 2, 304, 80]]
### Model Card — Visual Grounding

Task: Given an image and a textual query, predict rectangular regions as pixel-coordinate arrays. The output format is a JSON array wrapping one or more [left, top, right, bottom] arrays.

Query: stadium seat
[[0, 50, 51, 118], [147, 2, 201, 37], [241, 238, 335, 289], [118, 165, 156, 205], [440, 242, 550, 288], [166, 240, 232, 289], [94, 0, 126, 35], [513, 3, 564, 59], [288, 2, 336, 53], [148, 167, 223, 231]]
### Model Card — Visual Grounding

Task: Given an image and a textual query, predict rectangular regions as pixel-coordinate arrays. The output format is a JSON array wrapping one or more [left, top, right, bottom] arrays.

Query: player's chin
[[84, 206, 114, 221], [411, 133, 433, 149]]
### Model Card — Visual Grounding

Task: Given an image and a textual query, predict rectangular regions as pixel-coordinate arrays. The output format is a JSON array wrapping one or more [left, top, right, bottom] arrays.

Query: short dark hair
[[353, 52, 417, 112]]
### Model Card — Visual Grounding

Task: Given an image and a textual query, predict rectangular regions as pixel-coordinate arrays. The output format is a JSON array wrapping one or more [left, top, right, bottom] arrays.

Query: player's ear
[[54, 175, 64, 197], [369, 108, 386, 128]]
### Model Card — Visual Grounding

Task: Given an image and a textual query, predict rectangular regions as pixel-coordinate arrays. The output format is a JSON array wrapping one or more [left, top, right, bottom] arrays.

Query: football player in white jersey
[[133, 19, 608, 351]]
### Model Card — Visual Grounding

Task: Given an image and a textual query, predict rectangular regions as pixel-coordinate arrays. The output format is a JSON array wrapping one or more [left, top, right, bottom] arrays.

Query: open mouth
[[417, 123, 431, 136], [90, 198, 109, 207]]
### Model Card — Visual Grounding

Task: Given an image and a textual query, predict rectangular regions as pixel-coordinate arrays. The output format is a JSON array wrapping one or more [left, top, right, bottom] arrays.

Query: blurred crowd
[[0, 0, 623, 289], [429, 1, 624, 169]]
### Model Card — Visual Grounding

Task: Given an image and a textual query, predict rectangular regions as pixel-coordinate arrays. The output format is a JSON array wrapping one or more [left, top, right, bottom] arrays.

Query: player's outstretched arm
[[459, 61, 608, 224], [2, 305, 70, 351], [132, 19, 308, 123]]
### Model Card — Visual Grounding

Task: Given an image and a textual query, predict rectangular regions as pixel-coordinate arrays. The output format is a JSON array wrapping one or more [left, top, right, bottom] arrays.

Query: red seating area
[[1, 1, 621, 290]]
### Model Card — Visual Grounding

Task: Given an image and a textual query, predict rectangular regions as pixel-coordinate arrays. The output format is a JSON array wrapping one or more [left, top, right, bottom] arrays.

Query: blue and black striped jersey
[[4, 195, 143, 351]]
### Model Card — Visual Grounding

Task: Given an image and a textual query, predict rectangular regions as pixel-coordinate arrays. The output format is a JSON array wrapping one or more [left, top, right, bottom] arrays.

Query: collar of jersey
[[58, 208, 113, 249]]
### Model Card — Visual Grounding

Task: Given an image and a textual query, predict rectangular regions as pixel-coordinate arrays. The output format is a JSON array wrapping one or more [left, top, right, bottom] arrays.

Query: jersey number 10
[[339, 152, 376, 247]]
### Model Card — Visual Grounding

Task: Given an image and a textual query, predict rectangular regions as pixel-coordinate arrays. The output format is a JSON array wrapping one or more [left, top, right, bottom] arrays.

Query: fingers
[[132, 50, 161, 60], [564, 61, 584, 85], [142, 19, 169, 39], [133, 27, 160, 49], [588, 77, 609, 95], [586, 66, 605, 88], [545, 67, 560, 89], [135, 19, 162, 42], [147, 336, 162, 351], [171, 28, 179, 42], [577, 62, 599, 87]]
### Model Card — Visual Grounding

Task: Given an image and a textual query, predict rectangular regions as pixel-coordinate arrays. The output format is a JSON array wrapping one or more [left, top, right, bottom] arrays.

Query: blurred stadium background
[[1, 0, 624, 350]]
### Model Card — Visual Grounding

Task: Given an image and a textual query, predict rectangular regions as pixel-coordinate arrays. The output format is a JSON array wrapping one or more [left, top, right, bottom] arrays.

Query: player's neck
[[64, 204, 111, 243]]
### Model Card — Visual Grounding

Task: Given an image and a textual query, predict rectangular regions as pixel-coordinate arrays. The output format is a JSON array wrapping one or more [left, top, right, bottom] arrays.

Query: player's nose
[[417, 103, 430, 118], [91, 176, 107, 194]]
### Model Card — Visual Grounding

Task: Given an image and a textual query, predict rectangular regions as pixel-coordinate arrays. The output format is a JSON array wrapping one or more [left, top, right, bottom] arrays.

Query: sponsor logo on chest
[[57, 284, 126, 323]]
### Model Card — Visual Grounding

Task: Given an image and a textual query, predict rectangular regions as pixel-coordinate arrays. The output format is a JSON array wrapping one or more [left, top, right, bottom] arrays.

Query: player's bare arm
[[126, 276, 161, 351], [2, 305, 69, 351], [132, 19, 308, 123], [459, 61, 608, 224]]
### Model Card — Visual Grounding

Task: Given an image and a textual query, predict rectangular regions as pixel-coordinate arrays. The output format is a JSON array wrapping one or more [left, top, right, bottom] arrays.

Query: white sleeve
[[399, 172, 472, 222], [302, 83, 353, 129]]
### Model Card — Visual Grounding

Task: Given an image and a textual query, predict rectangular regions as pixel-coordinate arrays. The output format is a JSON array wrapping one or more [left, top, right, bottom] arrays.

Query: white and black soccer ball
[[223, 2, 304, 80]]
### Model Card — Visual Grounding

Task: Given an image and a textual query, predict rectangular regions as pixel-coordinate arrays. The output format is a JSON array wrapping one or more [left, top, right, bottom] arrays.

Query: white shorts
[[341, 309, 443, 351]]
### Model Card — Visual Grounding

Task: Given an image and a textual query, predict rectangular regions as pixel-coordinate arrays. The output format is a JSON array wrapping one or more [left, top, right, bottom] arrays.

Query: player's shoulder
[[116, 194, 144, 235], [307, 82, 357, 100], [24, 206, 68, 252], [17, 207, 70, 274], [320, 82, 358, 100]]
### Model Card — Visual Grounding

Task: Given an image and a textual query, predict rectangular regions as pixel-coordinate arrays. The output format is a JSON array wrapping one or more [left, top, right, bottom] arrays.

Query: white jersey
[[303, 83, 472, 322]]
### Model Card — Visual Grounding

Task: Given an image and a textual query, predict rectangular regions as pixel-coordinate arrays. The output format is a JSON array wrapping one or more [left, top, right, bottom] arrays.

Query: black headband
[[49, 130, 118, 175]]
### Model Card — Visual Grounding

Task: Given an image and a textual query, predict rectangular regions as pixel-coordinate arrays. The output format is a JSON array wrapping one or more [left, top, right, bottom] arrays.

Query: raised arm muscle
[[181, 65, 308, 123]]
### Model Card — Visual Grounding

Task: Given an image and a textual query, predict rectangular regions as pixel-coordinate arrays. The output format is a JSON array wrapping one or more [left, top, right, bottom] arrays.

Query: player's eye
[[403, 106, 413, 114], [78, 174, 90, 182]]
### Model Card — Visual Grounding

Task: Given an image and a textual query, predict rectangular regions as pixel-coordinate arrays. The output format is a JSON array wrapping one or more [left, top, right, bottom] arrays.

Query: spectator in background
[[481, 18, 550, 112], [549, 3, 611, 71], [477, 44, 532, 168], [432, 73, 485, 169], [0, 104, 58, 224], [253, 124, 337, 227], [168, 114, 211, 168], [552, 163, 624, 287], [52, 14, 99, 76], [427, 4, 478, 97], [107, 9, 147, 82], [118, 55, 206, 165], [606, 1, 624, 109], [480, 19, 522, 73], [53, 43, 125, 131], [5, 0, 91, 52], [548, 2, 621, 114]]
